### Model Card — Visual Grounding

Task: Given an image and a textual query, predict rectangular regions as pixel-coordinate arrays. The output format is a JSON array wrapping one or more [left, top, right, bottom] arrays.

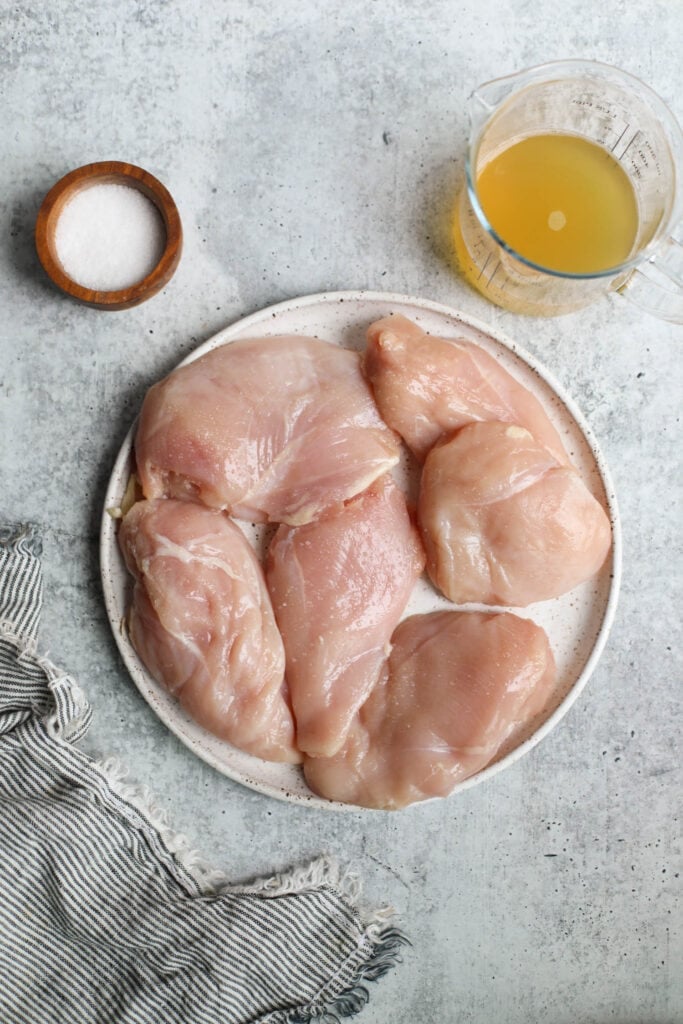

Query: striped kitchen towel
[[0, 522, 407, 1024]]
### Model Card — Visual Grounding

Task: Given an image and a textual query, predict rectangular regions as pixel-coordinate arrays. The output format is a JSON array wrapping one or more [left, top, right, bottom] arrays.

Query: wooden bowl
[[35, 161, 182, 310]]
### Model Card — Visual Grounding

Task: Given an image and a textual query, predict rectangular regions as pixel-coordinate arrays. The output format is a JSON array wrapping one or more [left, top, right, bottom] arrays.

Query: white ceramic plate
[[100, 291, 621, 810]]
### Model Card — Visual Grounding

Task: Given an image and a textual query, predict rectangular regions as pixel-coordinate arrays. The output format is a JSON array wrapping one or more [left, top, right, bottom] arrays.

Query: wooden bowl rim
[[35, 160, 183, 310]]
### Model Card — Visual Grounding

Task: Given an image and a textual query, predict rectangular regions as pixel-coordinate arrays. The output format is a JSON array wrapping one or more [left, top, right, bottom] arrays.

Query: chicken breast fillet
[[418, 422, 612, 606], [304, 610, 556, 809], [119, 498, 300, 763], [363, 314, 568, 464], [135, 336, 400, 526], [266, 476, 425, 758]]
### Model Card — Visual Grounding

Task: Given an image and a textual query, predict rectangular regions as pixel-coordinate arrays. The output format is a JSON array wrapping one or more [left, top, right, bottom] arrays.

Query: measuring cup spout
[[467, 69, 529, 132], [466, 90, 495, 136]]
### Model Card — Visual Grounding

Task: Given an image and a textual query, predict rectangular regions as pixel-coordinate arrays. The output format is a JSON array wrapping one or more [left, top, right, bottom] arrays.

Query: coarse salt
[[54, 183, 166, 292]]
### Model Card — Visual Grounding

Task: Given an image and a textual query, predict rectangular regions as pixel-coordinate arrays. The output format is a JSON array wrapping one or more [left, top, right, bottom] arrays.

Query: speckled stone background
[[1, 1, 681, 1021]]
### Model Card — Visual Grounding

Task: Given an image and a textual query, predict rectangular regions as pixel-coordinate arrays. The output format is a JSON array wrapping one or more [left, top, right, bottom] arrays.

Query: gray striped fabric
[[0, 522, 406, 1024]]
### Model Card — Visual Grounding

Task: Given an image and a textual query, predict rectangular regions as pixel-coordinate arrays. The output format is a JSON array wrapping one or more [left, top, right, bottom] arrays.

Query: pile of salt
[[54, 183, 166, 292]]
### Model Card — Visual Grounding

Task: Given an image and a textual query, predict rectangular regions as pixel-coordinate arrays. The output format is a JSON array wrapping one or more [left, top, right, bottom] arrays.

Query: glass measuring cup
[[453, 60, 683, 320]]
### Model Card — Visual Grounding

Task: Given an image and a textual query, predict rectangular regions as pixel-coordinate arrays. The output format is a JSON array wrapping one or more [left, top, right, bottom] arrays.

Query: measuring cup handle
[[616, 235, 683, 324]]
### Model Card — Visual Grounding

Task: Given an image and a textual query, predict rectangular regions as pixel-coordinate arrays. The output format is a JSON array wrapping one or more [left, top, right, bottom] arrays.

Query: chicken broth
[[475, 133, 639, 275]]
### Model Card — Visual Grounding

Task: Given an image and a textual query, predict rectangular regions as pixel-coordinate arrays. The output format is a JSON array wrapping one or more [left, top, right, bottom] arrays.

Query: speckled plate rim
[[100, 290, 622, 811]]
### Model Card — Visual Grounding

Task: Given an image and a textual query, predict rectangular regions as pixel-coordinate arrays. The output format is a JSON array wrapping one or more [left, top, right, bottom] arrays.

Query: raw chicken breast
[[135, 336, 400, 526], [418, 421, 612, 606], [266, 476, 425, 758], [119, 498, 300, 763], [304, 610, 555, 809], [363, 314, 568, 464]]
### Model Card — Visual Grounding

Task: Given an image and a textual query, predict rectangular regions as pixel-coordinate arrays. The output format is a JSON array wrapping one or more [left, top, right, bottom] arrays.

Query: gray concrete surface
[[0, 1, 681, 1020]]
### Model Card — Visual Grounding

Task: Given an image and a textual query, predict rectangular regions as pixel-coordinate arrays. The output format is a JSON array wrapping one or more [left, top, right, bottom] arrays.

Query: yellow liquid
[[476, 133, 639, 274]]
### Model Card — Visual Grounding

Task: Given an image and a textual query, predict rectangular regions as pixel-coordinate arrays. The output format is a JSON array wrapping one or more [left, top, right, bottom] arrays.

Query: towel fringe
[[287, 925, 410, 1023], [95, 757, 392, 925], [0, 622, 90, 719], [94, 755, 220, 886], [92, 760, 370, 911], [94, 755, 409, 1022], [0, 521, 43, 556], [0, 619, 38, 658]]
